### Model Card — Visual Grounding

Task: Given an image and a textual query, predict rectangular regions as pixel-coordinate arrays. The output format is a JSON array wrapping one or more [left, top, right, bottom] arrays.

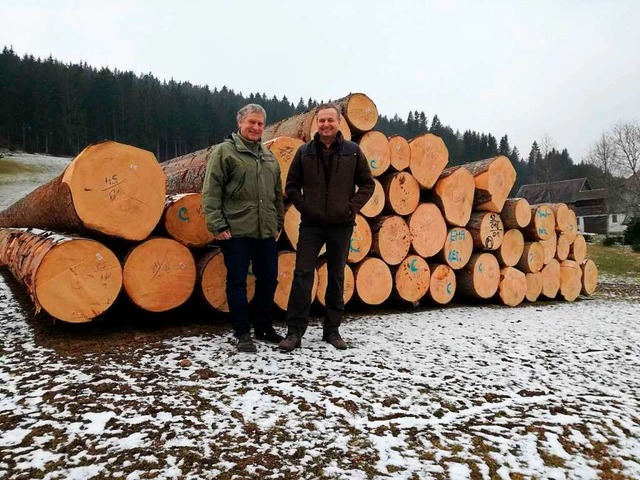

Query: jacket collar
[[228, 132, 270, 159], [312, 130, 344, 151]]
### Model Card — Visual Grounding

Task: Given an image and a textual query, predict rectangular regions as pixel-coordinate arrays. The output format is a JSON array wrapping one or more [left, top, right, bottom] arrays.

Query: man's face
[[316, 108, 340, 141], [238, 112, 265, 142]]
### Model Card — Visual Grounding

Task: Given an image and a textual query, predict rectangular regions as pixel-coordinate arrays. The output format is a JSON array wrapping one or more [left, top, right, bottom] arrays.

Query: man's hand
[[215, 230, 232, 241]]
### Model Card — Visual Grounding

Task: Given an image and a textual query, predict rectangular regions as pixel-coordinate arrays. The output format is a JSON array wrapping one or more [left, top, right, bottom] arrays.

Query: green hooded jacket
[[202, 132, 284, 238]]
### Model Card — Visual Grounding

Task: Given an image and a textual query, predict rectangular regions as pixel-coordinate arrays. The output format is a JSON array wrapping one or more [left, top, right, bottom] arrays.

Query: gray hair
[[237, 104, 267, 124]]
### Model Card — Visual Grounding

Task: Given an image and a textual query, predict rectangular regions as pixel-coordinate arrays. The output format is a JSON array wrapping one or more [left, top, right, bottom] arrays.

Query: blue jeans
[[219, 236, 278, 337]]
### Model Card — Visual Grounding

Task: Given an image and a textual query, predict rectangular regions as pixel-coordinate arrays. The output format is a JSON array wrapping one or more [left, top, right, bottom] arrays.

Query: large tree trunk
[[316, 261, 354, 307], [434, 227, 473, 270], [517, 241, 544, 273], [347, 214, 373, 263], [501, 198, 532, 229], [569, 234, 587, 263], [559, 259, 582, 302], [161, 193, 214, 247], [525, 204, 555, 240], [466, 212, 504, 250], [539, 233, 557, 265], [360, 178, 385, 218], [496, 229, 524, 267], [162, 146, 213, 194], [408, 133, 449, 188], [388, 135, 410, 171], [0, 141, 166, 241], [430, 166, 475, 227], [425, 263, 456, 304], [263, 136, 304, 196], [463, 156, 516, 212], [0, 228, 122, 323], [379, 172, 420, 215], [456, 252, 500, 299], [353, 257, 393, 305], [274, 251, 318, 311], [497, 267, 527, 307], [392, 255, 430, 303], [549, 203, 570, 232], [581, 259, 598, 296], [407, 203, 447, 258], [357, 131, 390, 177], [540, 259, 561, 299], [334, 93, 379, 133], [197, 247, 255, 313], [369, 215, 411, 266], [525, 271, 543, 302], [122, 237, 196, 312]]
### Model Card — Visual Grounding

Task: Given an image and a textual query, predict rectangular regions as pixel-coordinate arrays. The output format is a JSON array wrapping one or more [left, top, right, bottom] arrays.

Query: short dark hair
[[316, 102, 341, 119]]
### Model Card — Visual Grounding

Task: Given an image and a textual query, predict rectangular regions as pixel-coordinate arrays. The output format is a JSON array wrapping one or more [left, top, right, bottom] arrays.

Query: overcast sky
[[1, 0, 638, 161]]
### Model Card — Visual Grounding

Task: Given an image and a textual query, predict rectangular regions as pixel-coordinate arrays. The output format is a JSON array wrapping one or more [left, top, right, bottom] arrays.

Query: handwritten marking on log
[[347, 214, 372, 263], [393, 255, 430, 303]]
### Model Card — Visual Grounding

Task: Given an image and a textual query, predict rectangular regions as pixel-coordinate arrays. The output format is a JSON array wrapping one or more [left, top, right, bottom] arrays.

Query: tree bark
[[466, 212, 504, 250], [501, 198, 532, 229], [262, 109, 352, 142], [197, 246, 256, 313], [162, 146, 213, 194], [353, 257, 393, 305], [496, 228, 524, 267], [379, 171, 420, 215], [0, 228, 122, 323], [122, 237, 196, 312], [430, 166, 475, 227], [316, 261, 354, 307], [357, 131, 390, 177], [463, 156, 516, 212], [581, 258, 598, 296], [391, 255, 430, 303], [369, 215, 411, 266], [161, 193, 214, 247], [517, 241, 544, 273], [497, 267, 527, 307], [434, 227, 473, 270], [0, 141, 166, 241], [388, 135, 410, 171], [425, 263, 456, 305], [408, 133, 449, 188], [407, 203, 447, 258], [456, 252, 501, 299]]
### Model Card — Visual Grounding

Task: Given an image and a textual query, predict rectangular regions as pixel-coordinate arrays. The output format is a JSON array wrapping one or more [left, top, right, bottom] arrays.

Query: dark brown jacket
[[285, 132, 375, 225]]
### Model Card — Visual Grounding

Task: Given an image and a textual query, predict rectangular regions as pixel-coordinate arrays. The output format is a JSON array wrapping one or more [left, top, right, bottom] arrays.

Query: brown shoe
[[278, 332, 301, 352], [323, 331, 348, 350]]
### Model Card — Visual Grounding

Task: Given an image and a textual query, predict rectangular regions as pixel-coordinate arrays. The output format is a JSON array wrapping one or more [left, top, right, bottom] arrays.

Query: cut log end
[[370, 216, 411, 265], [438, 227, 474, 270], [360, 179, 385, 218], [433, 167, 475, 226], [501, 198, 532, 229], [342, 93, 379, 132], [541, 259, 561, 299], [525, 272, 543, 302], [199, 248, 255, 313], [274, 251, 318, 311], [35, 239, 122, 323], [498, 267, 527, 307], [497, 229, 524, 267], [381, 171, 420, 216], [388, 135, 410, 171], [467, 212, 504, 251], [426, 263, 456, 304], [408, 134, 449, 188], [517, 241, 545, 273], [264, 136, 304, 195], [527, 205, 555, 241], [408, 203, 447, 258], [123, 238, 196, 312], [559, 260, 582, 302], [581, 258, 598, 296], [64, 141, 167, 240], [358, 131, 390, 177], [569, 234, 587, 264], [164, 193, 214, 247], [316, 262, 354, 307], [354, 257, 393, 305], [347, 214, 372, 263], [457, 253, 501, 299], [393, 255, 430, 303]]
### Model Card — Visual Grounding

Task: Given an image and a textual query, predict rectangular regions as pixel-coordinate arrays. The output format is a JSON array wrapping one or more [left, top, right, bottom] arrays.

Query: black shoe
[[278, 329, 302, 351], [236, 333, 257, 353], [323, 331, 348, 350], [255, 327, 284, 344]]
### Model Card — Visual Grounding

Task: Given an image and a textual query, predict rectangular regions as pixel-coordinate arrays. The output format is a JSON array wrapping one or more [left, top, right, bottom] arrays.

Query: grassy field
[[587, 243, 640, 280]]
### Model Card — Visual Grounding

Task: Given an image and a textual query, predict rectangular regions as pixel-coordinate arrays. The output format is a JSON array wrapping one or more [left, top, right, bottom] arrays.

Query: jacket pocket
[[226, 205, 252, 219]]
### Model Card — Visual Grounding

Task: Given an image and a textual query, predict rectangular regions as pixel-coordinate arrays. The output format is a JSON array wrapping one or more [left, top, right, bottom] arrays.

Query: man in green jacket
[[202, 104, 284, 353]]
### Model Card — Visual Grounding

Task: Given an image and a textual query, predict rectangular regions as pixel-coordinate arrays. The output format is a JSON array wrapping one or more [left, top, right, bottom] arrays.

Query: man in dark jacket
[[202, 104, 284, 353], [279, 103, 375, 351]]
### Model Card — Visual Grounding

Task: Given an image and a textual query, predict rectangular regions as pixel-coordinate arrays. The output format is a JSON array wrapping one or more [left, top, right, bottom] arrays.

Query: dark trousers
[[220, 236, 278, 337], [286, 224, 353, 335]]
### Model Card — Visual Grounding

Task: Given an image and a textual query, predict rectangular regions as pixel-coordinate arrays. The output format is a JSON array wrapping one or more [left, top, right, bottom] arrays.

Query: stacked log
[[0, 228, 122, 322], [162, 193, 214, 247], [198, 247, 255, 312]]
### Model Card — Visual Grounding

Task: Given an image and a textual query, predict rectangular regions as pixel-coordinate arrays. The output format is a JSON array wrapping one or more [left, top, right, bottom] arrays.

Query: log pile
[[0, 93, 600, 325]]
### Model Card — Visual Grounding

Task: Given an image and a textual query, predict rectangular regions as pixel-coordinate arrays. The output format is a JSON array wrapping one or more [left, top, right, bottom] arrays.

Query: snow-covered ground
[[1, 153, 639, 479]]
